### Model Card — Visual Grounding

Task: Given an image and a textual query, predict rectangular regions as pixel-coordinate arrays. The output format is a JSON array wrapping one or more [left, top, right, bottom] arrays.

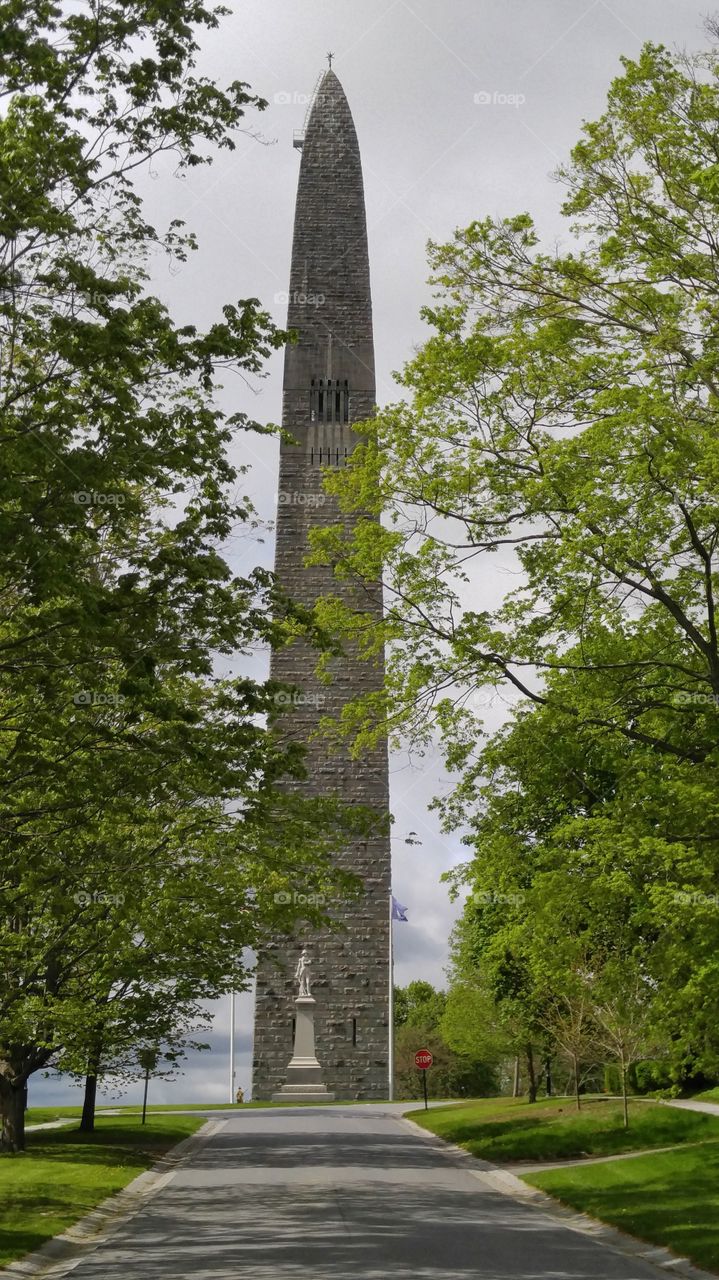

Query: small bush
[[634, 1060, 674, 1094]]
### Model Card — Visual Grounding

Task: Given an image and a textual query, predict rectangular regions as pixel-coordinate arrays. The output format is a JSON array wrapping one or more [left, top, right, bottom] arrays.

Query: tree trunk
[[545, 1056, 552, 1097], [526, 1043, 537, 1103], [0, 1067, 27, 1152], [512, 1056, 521, 1097], [141, 1066, 150, 1124], [621, 1059, 629, 1129], [80, 1072, 98, 1132], [79, 1041, 103, 1133], [573, 1054, 581, 1110]]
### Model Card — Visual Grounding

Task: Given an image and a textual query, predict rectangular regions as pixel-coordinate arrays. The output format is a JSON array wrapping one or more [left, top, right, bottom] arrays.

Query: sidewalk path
[[666, 1098, 719, 1116], [507, 1137, 715, 1174]]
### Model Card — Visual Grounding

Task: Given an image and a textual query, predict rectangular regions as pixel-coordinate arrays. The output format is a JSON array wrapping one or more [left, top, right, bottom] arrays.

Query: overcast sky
[[35, 0, 714, 1107]]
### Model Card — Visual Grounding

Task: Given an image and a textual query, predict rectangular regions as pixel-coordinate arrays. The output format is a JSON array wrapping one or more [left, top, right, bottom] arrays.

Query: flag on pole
[[388, 893, 407, 1103]]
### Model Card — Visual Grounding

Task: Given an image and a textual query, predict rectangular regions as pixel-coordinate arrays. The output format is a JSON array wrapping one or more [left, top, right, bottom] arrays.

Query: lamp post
[[388, 893, 394, 1101], [229, 990, 235, 1104]]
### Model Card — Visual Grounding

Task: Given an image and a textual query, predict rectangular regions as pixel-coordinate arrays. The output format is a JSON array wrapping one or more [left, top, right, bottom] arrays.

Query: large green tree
[[308, 36, 719, 1088], [0, 1, 370, 1151], [441, 663, 718, 1095], [313, 37, 719, 765]]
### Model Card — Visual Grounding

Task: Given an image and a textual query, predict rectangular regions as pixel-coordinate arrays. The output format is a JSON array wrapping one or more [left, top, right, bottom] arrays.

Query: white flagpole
[[388, 892, 394, 1102], [229, 990, 235, 1104]]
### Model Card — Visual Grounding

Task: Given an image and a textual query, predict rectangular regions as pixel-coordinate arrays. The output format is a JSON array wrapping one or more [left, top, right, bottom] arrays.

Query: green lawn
[[25, 1107, 83, 1126], [526, 1142, 719, 1275], [104, 1100, 349, 1111], [26, 1104, 241, 1122], [109, 1099, 401, 1109], [0, 1114, 203, 1267], [26, 1099, 399, 1124], [408, 1095, 719, 1162], [101, 1102, 245, 1112], [693, 1087, 719, 1103]]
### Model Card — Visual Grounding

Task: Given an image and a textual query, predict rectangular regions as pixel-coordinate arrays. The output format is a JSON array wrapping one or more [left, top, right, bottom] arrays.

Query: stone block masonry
[[252, 70, 391, 1101]]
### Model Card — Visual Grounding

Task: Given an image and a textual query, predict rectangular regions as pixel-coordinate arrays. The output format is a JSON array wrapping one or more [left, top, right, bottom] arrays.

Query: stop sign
[[415, 1048, 433, 1070]]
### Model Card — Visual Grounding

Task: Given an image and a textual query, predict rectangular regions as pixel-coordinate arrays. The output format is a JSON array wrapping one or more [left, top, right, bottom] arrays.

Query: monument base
[[273, 993, 334, 1101], [271, 1087, 335, 1101]]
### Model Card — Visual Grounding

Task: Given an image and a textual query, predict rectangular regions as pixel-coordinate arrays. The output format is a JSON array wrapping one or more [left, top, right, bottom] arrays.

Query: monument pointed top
[[292, 66, 350, 151], [285, 59, 373, 380], [302, 67, 357, 147]]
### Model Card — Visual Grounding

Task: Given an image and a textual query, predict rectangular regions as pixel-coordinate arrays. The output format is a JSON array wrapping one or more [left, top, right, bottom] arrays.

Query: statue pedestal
[[272, 996, 335, 1101]]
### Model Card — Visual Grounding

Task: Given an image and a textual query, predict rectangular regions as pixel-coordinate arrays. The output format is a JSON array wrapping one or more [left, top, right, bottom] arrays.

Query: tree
[[304, 34, 719, 1107], [0, 0, 287, 846], [394, 980, 447, 1030], [443, 881, 549, 1104], [440, 675, 708, 1095], [592, 963, 661, 1129], [393, 981, 497, 1099], [313, 38, 719, 776], [0, 0, 374, 1150], [308, 31, 719, 887], [539, 989, 599, 1112], [71, 1000, 209, 1134], [442, 980, 525, 1097], [1, 755, 369, 1150]]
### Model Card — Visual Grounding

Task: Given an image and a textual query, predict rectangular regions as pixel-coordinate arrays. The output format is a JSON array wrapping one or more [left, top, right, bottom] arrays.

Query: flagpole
[[229, 990, 235, 1104], [388, 891, 394, 1102]]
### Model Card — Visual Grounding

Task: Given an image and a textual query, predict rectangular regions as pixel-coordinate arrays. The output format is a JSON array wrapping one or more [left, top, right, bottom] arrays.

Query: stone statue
[[272, 944, 333, 1100], [295, 947, 312, 997]]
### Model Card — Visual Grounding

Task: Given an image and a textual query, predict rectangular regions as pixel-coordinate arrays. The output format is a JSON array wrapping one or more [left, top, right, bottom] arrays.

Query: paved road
[[65, 1104, 672, 1280]]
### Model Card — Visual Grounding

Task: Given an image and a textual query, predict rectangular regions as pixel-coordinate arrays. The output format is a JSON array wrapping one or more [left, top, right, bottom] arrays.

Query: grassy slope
[[100, 1100, 354, 1111], [0, 1114, 203, 1267], [25, 1107, 83, 1125], [26, 1099, 399, 1125], [526, 1143, 719, 1275], [25, 1104, 237, 1123], [408, 1095, 719, 1161], [100, 1099, 405, 1110]]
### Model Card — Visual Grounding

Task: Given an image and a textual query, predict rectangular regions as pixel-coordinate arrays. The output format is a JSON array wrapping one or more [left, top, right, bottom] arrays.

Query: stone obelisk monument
[[252, 66, 391, 1100]]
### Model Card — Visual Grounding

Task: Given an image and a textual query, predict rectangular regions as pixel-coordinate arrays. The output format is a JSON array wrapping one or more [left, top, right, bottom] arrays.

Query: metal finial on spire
[[327, 51, 334, 69]]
